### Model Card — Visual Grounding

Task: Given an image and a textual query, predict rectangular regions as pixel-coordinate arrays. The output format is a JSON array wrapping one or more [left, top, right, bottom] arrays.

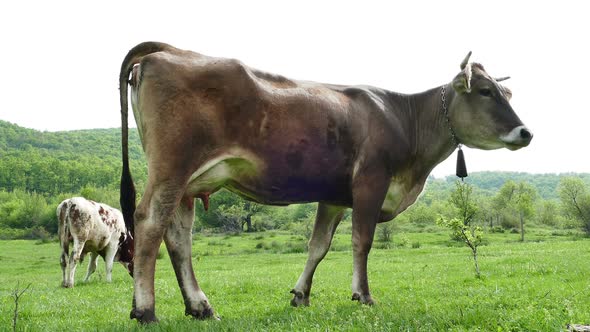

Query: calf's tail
[[56, 200, 70, 254]]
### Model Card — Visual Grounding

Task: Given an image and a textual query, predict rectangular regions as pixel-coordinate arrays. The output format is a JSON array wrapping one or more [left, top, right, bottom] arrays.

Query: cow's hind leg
[[164, 196, 214, 319], [83, 252, 99, 282], [130, 183, 186, 324], [291, 203, 344, 307]]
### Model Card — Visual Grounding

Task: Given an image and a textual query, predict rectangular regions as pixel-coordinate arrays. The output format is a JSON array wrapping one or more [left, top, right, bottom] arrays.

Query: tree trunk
[[473, 249, 480, 278], [519, 211, 525, 242], [244, 215, 252, 232]]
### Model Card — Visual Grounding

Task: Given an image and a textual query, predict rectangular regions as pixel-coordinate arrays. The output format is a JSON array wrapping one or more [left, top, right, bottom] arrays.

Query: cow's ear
[[452, 73, 468, 93], [452, 63, 473, 94], [501, 85, 513, 101]]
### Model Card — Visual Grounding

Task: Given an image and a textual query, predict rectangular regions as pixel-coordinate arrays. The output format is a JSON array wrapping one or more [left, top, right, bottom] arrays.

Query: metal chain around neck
[[440, 84, 461, 149]]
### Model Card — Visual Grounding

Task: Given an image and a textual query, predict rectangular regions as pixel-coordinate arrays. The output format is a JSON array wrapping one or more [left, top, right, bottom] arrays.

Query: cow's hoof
[[62, 282, 73, 288], [290, 289, 310, 307], [130, 308, 158, 324], [185, 301, 215, 320], [351, 292, 375, 305]]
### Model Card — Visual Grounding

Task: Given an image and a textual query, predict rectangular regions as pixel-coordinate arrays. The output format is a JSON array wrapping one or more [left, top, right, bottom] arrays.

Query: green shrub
[[375, 242, 393, 249], [28, 226, 52, 242], [0, 227, 28, 240], [397, 233, 410, 248], [252, 217, 273, 232], [490, 226, 505, 233], [282, 242, 306, 254], [376, 223, 394, 243], [330, 244, 349, 252]]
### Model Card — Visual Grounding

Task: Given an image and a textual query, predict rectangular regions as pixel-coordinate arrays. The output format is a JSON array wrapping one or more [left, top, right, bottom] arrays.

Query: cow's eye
[[479, 88, 492, 97]]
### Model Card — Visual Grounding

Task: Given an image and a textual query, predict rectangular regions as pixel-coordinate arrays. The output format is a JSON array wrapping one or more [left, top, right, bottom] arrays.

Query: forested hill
[[436, 171, 590, 200], [0, 120, 145, 160], [0, 119, 588, 199], [0, 120, 146, 195]]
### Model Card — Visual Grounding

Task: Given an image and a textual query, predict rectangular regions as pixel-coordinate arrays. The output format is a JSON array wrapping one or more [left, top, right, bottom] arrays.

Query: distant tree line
[[1, 120, 589, 240]]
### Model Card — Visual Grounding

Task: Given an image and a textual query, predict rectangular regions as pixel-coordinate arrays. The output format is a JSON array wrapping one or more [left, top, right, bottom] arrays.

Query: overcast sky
[[1, 1, 588, 177]]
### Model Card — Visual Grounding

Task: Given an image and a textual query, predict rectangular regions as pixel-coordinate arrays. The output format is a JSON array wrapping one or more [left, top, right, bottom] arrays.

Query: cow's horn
[[460, 51, 472, 70], [495, 76, 511, 82]]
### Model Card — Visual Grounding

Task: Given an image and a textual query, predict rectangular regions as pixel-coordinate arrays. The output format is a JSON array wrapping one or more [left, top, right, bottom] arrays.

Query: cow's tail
[[119, 41, 174, 235]]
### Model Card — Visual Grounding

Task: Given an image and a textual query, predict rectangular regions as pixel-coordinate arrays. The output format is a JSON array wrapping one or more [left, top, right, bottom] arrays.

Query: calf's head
[[116, 231, 134, 277], [449, 52, 532, 150]]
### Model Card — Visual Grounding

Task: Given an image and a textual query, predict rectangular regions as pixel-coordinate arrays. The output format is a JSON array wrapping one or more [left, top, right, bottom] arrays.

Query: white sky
[[1, 1, 588, 177]]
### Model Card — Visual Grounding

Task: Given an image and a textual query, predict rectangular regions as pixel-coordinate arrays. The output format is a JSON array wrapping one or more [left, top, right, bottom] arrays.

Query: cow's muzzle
[[501, 125, 533, 150]]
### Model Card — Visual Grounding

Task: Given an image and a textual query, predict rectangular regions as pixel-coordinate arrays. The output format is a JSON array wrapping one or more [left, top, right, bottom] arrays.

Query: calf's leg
[[83, 252, 99, 282], [65, 239, 85, 288], [60, 249, 68, 287], [104, 241, 119, 282]]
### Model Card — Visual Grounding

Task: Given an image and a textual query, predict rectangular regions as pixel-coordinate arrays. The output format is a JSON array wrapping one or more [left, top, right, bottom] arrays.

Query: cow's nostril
[[520, 128, 532, 140]]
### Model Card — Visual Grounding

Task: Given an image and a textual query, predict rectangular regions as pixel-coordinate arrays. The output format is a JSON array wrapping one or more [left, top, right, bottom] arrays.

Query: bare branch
[[12, 282, 32, 332]]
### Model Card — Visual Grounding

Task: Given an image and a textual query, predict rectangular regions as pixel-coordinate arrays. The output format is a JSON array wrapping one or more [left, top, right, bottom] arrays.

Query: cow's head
[[449, 52, 532, 151], [117, 231, 134, 277]]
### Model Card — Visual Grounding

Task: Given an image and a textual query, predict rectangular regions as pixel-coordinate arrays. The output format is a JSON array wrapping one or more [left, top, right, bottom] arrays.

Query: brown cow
[[118, 42, 532, 323], [57, 197, 133, 287]]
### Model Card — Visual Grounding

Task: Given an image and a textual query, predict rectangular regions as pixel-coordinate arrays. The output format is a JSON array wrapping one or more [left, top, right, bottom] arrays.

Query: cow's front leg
[[350, 171, 389, 305], [164, 196, 214, 320], [291, 203, 344, 307], [351, 214, 377, 305]]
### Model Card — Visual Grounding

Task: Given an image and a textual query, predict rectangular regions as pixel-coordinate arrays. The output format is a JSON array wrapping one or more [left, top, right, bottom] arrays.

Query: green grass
[[1, 231, 590, 331]]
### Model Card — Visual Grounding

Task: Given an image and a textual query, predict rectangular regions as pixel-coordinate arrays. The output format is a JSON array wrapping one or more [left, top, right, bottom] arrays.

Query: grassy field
[[1, 230, 590, 331]]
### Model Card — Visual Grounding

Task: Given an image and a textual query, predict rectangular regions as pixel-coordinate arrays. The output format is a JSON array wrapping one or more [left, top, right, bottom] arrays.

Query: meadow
[[1, 230, 590, 331]]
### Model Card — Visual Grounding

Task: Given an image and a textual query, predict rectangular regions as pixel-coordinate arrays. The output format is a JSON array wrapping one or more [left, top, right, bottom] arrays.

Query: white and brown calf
[[57, 197, 133, 288]]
